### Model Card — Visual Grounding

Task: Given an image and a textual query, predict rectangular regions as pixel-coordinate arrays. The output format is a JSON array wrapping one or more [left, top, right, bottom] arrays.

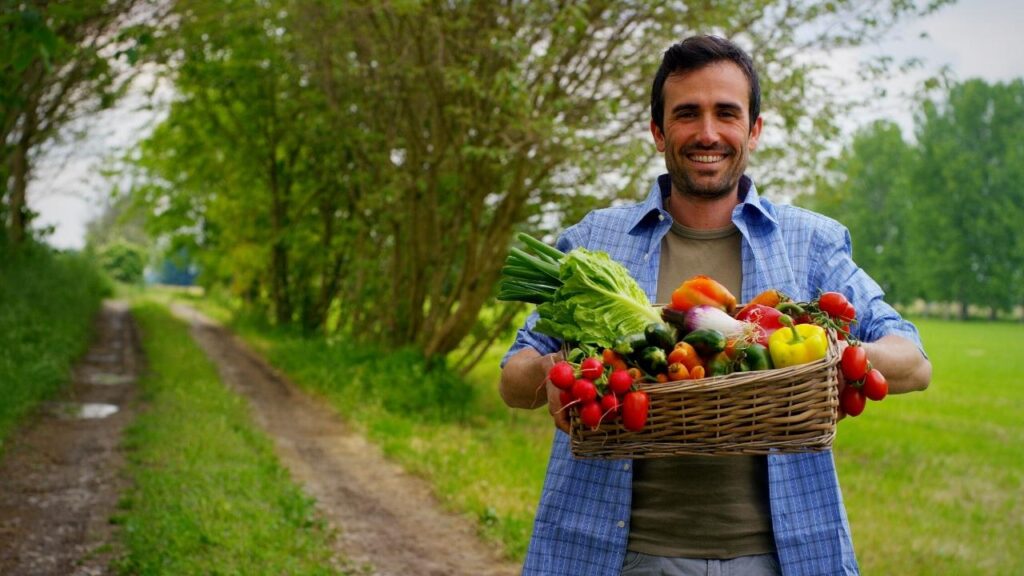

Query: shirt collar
[[628, 173, 777, 233]]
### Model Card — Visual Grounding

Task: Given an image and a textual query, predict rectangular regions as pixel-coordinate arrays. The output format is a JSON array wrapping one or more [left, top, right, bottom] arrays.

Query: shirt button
[[623, 463, 630, 471], [617, 520, 626, 528], [658, 214, 665, 221], [643, 254, 650, 262]]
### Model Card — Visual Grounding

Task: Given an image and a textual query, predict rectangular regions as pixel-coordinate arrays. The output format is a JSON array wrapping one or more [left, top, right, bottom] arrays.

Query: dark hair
[[650, 35, 761, 132]]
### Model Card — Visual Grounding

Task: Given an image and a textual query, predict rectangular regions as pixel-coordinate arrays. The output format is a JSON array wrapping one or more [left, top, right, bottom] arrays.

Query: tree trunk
[[7, 108, 35, 246], [268, 153, 292, 326]]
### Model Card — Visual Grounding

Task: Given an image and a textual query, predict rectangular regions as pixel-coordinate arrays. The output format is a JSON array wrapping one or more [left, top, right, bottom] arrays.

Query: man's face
[[651, 62, 763, 201]]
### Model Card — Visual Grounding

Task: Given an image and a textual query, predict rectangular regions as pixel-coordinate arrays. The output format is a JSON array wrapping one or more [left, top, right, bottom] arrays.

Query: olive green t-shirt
[[627, 220, 775, 559]]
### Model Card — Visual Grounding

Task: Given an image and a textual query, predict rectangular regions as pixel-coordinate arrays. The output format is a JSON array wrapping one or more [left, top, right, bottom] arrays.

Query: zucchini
[[682, 328, 727, 357], [638, 346, 668, 375], [644, 322, 677, 351]]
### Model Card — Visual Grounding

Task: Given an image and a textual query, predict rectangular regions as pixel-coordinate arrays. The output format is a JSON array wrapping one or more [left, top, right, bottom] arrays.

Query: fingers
[[546, 381, 571, 434]]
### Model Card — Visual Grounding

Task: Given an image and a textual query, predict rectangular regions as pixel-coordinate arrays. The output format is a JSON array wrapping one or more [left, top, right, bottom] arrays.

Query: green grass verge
[[0, 243, 110, 449], [222, 320, 550, 561], [113, 301, 346, 575], [835, 318, 1024, 575]]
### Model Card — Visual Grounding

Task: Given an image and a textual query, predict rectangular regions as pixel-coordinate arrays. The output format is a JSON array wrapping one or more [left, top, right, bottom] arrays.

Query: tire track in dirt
[[0, 300, 141, 575], [170, 303, 521, 576]]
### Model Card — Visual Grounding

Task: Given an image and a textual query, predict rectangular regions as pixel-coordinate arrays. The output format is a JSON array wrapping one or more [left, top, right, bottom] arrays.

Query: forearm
[[499, 348, 562, 409], [860, 334, 931, 394]]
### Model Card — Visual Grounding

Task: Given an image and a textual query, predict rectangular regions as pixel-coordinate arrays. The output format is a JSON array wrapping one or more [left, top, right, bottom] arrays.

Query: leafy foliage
[[0, 240, 110, 447], [96, 239, 147, 284], [126, 0, 950, 366], [1, 0, 157, 244], [806, 79, 1024, 318]]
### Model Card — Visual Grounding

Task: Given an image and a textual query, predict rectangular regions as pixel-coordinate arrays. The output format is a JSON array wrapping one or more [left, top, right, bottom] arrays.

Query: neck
[[666, 189, 739, 229]]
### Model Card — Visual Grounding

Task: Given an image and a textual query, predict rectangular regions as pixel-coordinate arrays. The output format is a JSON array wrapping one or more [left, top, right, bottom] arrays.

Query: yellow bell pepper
[[768, 316, 828, 368]]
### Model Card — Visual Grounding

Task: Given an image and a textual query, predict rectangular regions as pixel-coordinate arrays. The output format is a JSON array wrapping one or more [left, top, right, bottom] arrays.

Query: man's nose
[[696, 116, 718, 145]]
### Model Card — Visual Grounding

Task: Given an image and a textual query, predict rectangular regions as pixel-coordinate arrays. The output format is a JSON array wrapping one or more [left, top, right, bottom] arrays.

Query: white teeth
[[691, 154, 724, 163]]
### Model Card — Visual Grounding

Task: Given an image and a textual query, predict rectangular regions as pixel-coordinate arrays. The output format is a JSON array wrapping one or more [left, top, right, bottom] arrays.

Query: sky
[[30, 0, 1024, 250]]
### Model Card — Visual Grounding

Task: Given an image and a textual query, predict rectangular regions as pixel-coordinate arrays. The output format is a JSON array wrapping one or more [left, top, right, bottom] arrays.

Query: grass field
[[170, 290, 1022, 574], [834, 319, 1023, 575], [113, 302, 347, 574]]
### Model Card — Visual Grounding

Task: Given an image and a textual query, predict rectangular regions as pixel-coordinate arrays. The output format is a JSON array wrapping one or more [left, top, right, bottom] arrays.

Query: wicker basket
[[570, 331, 841, 459]]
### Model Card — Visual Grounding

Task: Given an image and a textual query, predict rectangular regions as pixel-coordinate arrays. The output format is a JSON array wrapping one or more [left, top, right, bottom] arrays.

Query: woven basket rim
[[569, 329, 841, 459]]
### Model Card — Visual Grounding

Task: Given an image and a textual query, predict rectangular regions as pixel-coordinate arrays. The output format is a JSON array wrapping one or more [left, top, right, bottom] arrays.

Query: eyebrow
[[671, 102, 744, 115]]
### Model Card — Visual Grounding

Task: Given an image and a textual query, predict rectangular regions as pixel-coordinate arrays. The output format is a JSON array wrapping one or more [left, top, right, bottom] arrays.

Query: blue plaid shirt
[[504, 174, 923, 576]]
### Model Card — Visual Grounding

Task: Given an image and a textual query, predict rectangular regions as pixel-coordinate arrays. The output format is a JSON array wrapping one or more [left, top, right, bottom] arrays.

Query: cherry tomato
[[580, 357, 604, 380], [840, 345, 869, 382], [579, 400, 603, 428], [862, 368, 888, 401], [608, 369, 634, 395], [839, 302, 857, 323], [622, 391, 650, 432], [818, 292, 850, 319], [840, 385, 866, 417], [548, 361, 576, 390]]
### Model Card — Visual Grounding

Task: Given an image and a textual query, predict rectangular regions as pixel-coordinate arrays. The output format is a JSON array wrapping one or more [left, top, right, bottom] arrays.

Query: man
[[500, 35, 931, 575]]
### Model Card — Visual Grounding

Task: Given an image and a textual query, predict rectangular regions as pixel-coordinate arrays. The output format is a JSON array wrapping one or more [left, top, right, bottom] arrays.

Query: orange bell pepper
[[669, 275, 737, 314]]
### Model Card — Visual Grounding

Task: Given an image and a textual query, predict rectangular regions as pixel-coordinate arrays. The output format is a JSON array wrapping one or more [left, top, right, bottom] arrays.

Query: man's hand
[[500, 348, 570, 432], [545, 379, 571, 433]]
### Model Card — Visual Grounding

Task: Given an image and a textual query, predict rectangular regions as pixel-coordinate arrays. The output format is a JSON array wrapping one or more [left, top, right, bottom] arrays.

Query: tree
[[1, 0, 156, 246], [805, 121, 918, 304], [910, 79, 1024, 318], [129, 0, 954, 367]]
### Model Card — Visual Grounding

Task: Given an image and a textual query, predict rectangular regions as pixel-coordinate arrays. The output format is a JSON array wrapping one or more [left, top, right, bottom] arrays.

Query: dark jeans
[[620, 551, 782, 576]]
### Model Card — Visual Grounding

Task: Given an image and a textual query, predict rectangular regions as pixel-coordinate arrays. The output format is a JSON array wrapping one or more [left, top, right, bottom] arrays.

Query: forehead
[[662, 61, 750, 112]]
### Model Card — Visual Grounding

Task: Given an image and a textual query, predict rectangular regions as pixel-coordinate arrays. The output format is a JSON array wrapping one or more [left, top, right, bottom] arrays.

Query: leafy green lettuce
[[535, 247, 661, 347]]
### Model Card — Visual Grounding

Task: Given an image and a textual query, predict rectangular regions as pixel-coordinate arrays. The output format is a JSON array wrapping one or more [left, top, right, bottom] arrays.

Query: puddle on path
[[85, 352, 120, 365], [45, 403, 120, 420], [83, 373, 135, 386]]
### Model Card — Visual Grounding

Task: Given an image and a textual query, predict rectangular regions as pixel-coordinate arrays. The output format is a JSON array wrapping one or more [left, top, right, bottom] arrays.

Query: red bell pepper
[[734, 303, 784, 346]]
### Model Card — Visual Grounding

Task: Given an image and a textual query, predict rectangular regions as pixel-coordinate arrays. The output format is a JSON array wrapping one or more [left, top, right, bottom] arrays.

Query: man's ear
[[651, 120, 666, 153], [748, 115, 763, 151]]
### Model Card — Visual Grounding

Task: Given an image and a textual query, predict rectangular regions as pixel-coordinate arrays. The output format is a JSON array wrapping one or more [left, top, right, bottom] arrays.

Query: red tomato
[[839, 302, 857, 323], [579, 401, 603, 429], [862, 369, 888, 401], [608, 369, 634, 395], [580, 357, 604, 380], [840, 345, 869, 382], [840, 385, 866, 417], [622, 391, 650, 432], [571, 379, 597, 403], [819, 292, 850, 319], [548, 361, 576, 390]]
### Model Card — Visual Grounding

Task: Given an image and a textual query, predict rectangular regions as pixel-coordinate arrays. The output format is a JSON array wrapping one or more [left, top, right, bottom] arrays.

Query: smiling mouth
[[688, 153, 727, 164]]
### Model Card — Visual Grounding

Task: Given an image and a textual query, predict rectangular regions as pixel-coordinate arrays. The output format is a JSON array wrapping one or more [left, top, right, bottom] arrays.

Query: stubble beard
[[665, 145, 746, 201]]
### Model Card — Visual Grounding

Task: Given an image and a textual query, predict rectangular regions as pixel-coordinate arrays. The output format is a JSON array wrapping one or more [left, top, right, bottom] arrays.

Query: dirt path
[[0, 300, 141, 576], [170, 303, 521, 576]]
